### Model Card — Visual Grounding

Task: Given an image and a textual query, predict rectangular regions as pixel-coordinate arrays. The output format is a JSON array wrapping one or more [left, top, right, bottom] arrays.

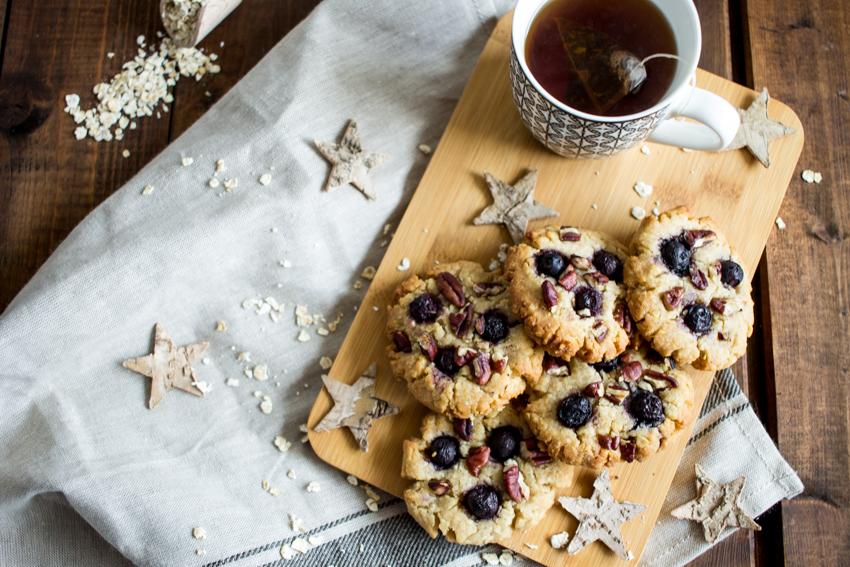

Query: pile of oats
[[64, 35, 220, 142], [162, 0, 210, 45]]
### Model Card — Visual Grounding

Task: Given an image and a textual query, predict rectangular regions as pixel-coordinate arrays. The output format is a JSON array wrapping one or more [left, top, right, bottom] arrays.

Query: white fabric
[[0, 0, 801, 565]]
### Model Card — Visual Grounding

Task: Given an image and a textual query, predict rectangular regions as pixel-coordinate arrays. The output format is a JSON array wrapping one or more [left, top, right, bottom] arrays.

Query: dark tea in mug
[[525, 0, 678, 117]]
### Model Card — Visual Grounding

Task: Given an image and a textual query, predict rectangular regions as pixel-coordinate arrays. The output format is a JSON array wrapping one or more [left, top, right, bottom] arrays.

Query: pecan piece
[[541, 280, 559, 310], [709, 297, 727, 314], [621, 352, 635, 364], [683, 229, 716, 248], [717, 331, 728, 341], [504, 466, 524, 503], [428, 479, 451, 496], [454, 348, 476, 367], [644, 369, 679, 388], [559, 269, 578, 291], [605, 385, 629, 405], [662, 287, 684, 311], [690, 266, 708, 290], [492, 358, 507, 374], [471, 352, 492, 385], [613, 303, 635, 335], [593, 320, 608, 342], [584, 381, 604, 398], [466, 446, 490, 477], [543, 354, 567, 372], [620, 442, 637, 463], [570, 255, 593, 271], [473, 314, 486, 335], [435, 272, 465, 307], [620, 361, 643, 382], [598, 434, 620, 450], [586, 272, 610, 285], [392, 331, 412, 353], [560, 227, 582, 241], [473, 282, 504, 296], [453, 418, 473, 441], [417, 334, 437, 362]]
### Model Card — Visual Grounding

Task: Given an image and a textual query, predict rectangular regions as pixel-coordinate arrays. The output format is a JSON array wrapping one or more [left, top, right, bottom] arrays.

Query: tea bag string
[[640, 53, 687, 66]]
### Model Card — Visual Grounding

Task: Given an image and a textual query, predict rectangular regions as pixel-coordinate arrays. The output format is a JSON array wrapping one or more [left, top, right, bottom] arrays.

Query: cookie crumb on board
[[630, 206, 646, 220], [775, 217, 786, 229]]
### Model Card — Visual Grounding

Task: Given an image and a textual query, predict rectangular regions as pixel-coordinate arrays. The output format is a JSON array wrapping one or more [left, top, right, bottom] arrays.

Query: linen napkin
[[0, 0, 802, 565]]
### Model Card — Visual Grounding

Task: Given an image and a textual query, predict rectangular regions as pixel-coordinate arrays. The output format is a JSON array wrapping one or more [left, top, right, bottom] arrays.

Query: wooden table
[[0, 1, 845, 566]]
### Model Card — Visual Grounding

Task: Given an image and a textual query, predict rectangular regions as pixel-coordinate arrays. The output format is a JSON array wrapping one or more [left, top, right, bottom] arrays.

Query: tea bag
[[555, 19, 647, 114]]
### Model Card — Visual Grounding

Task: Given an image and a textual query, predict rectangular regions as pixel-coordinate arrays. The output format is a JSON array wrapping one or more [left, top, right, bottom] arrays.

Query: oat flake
[[633, 181, 653, 198], [193, 527, 206, 540], [297, 330, 310, 342], [259, 399, 273, 414], [631, 206, 646, 220], [259, 173, 272, 186], [319, 357, 333, 370], [361, 266, 376, 280]]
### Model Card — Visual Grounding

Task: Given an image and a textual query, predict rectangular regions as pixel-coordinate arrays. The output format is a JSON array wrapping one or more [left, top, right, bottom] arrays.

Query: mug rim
[[511, 0, 702, 123]]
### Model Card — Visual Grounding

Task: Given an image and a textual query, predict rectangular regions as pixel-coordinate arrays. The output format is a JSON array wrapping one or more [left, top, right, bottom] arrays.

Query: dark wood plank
[[745, 0, 850, 564], [0, 0, 9, 67]]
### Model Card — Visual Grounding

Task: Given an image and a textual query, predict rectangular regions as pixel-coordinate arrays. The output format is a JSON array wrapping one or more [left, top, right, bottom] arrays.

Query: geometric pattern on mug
[[510, 48, 666, 159]]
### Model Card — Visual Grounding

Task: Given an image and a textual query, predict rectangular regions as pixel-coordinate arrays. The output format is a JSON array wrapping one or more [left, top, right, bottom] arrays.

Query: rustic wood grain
[[0, 0, 8, 66], [745, 0, 850, 565], [307, 13, 803, 566]]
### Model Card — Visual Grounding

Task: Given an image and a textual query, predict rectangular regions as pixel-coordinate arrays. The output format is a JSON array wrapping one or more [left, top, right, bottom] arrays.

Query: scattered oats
[[383, 224, 392, 235], [268, 486, 280, 496], [259, 399, 273, 414], [74, 127, 87, 140], [245, 369, 254, 379], [253, 364, 269, 381], [259, 173, 272, 186], [299, 423, 309, 433], [262, 480, 270, 490], [380, 240, 388, 247], [365, 486, 380, 501], [551, 531, 571, 549], [182, 156, 194, 166], [481, 552, 500, 565], [253, 391, 262, 397], [317, 327, 329, 336], [208, 178, 220, 188], [215, 159, 226, 172], [295, 305, 314, 326], [397, 258, 410, 271], [225, 377, 239, 387], [142, 185, 154, 195], [775, 217, 786, 229], [237, 351, 251, 361], [682, 147, 693, 152], [107, 52, 115, 59], [802, 169, 822, 183], [418, 144, 432, 155], [297, 330, 310, 342], [280, 545, 295, 560], [291, 538, 310, 554], [525, 543, 538, 550], [361, 266, 377, 280], [288, 469, 297, 479], [122, 149, 130, 158], [346, 475, 359, 486], [814, 172, 823, 183], [365, 498, 379, 512], [302, 434, 309, 444], [499, 551, 514, 565], [633, 181, 653, 197], [196, 549, 206, 556], [328, 312, 343, 332], [193, 527, 207, 540], [640, 145, 650, 155], [353, 281, 363, 290], [320, 357, 333, 370], [224, 178, 238, 191], [631, 206, 646, 220], [308, 536, 322, 546], [652, 207, 661, 216]]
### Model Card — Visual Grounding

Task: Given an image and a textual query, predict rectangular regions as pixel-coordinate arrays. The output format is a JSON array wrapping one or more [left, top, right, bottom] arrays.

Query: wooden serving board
[[307, 12, 803, 566]]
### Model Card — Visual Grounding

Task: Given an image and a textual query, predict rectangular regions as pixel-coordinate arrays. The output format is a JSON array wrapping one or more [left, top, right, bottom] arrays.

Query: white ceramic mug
[[510, 0, 740, 158]]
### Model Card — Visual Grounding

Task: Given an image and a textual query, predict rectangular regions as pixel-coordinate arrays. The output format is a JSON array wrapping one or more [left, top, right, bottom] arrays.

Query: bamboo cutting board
[[307, 12, 803, 566]]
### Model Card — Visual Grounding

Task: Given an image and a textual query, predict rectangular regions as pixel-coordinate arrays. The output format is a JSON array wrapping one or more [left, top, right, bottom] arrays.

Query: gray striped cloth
[[0, 0, 802, 565]]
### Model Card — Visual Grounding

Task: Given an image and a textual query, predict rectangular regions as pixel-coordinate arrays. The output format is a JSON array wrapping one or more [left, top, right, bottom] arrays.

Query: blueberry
[[574, 286, 603, 316], [592, 356, 622, 373], [479, 311, 509, 343], [465, 485, 501, 520], [427, 436, 460, 469], [434, 348, 460, 376], [409, 294, 442, 323], [683, 304, 712, 334], [487, 426, 522, 462], [720, 260, 744, 287], [661, 238, 691, 276], [536, 251, 567, 278], [626, 390, 664, 428], [593, 250, 623, 281], [557, 394, 592, 429]]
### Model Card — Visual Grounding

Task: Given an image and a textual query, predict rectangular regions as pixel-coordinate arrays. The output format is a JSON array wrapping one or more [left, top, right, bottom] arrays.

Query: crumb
[[142, 185, 154, 195], [383, 224, 392, 235], [775, 217, 786, 229], [225, 377, 239, 387], [107, 52, 115, 59], [320, 356, 333, 369], [682, 147, 692, 152], [297, 330, 310, 342], [481, 552, 499, 565], [237, 351, 251, 361], [215, 320, 227, 331], [268, 485, 280, 497], [317, 327, 329, 336], [291, 538, 309, 554], [628, 551, 635, 560], [652, 207, 660, 216], [215, 159, 225, 172], [224, 178, 237, 191], [182, 157, 193, 166], [633, 181, 652, 198], [287, 470, 296, 479], [259, 399, 273, 414], [193, 527, 206, 540], [253, 365, 268, 381], [346, 475, 358, 486], [591, 204, 598, 210], [361, 266, 376, 280], [280, 545, 294, 560], [418, 144, 432, 155], [196, 549, 206, 556], [306, 481, 321, 493], [366, 498, 378, 512], [307, 536, 322, 546], [372, 306, 379, 312], [259, 173, 272, 186], [631, 206, 646, 220], [397, 258, 410, 271], [525, 543, 538, 549], [640, 146, 650, 155], [122, 149, 130, 158], [208, 178, 220, 188], [551, 531, 570, 549], [281, 259, 292, 268]]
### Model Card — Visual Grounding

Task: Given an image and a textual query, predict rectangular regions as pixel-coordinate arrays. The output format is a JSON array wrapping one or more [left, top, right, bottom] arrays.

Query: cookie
[[386, 261, 544, 418], [504, 226, 634, 363], [624, 207, 754, 370], [524, 348, 694, 468], [402, 405, 573, 545]]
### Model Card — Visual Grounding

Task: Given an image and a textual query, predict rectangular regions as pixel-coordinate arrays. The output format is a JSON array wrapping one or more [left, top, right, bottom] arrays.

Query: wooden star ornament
[[723, 88, 796, 167], [313, 363, 400, 452], [122, 323, 209, 409], [473, 169, 558, 244], [552, 469, 646, 560], [671, 464, 761, 543], [314, 120, 390, 200]]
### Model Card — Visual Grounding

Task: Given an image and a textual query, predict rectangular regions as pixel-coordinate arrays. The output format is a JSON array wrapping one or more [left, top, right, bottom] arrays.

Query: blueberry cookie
[[524, 348, 694, 468], [401, 405, 573, 545], [624, 207, 754, 370], [504, 226, 635, 363], [386, 261, 544, 418]]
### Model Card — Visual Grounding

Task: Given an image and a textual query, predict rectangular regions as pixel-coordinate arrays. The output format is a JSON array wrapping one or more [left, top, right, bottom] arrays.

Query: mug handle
[[647, 86, 740, 151]]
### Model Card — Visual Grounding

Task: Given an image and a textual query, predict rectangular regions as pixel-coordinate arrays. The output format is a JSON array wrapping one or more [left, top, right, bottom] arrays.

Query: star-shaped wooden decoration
[[553, 469, 646, 560], [670, 464, 761, 543], [122, 323, 209, 410], [723, 88, 796, 168], [473, 169, 558, 244], [314, 120, 390, 200], [313, 363, 400, 452]]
